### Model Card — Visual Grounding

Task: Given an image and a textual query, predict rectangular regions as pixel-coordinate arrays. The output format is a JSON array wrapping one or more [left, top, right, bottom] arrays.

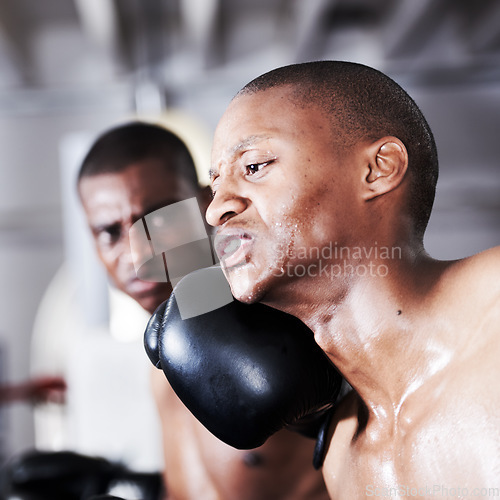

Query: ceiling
[[0, 0, 499, 118]]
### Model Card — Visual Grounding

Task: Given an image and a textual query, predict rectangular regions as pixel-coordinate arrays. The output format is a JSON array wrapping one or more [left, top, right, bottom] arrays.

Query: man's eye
[[245, 161, 272, 176], [211, 177, 220, 198], [96, 224, 121, 246]]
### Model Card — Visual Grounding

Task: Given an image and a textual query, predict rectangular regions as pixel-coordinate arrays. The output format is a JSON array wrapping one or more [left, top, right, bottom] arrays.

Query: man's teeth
[[226, 238, 241, 255]]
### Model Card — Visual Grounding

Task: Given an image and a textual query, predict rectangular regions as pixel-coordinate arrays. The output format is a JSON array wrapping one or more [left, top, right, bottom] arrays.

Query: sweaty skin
[[206, 86, 500, 497], [79, 160, 329, 500]]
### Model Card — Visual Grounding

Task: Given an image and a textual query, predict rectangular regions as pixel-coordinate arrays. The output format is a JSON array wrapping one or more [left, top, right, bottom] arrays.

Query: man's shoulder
[[422, 247, 500, 362], [459, 245, 500, 272], [445, 246, 500, 303], [446, 246, 500, 356]]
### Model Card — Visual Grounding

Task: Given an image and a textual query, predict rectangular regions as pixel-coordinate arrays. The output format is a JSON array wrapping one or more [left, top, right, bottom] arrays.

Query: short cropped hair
[[238, 61, 439, 238], [77, 121, 199, 188]]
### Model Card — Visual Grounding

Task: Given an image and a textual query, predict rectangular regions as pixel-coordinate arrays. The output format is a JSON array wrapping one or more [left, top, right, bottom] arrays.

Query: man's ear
[[362, 137, 408, 201]]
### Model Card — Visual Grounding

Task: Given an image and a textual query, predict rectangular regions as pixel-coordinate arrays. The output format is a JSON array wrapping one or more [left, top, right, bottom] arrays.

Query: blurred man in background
[[77, 121, 329, 500]]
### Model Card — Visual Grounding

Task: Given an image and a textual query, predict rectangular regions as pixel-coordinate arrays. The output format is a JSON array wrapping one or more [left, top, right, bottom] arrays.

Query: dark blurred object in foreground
[[0, 450, 163, 500]]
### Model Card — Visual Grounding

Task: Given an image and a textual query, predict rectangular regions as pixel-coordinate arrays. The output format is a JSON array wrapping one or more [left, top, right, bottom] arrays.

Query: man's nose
[[205, 181, 248, 227], [120, 243, 136, 265], [128, 222, 153, 271]]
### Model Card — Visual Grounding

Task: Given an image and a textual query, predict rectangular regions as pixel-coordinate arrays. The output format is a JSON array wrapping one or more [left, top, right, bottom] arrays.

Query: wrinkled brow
[[209, 134, 271, 180]]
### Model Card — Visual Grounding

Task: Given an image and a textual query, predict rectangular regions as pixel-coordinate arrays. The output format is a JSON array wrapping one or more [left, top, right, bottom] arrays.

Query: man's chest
[[323, 388, 500, 499]]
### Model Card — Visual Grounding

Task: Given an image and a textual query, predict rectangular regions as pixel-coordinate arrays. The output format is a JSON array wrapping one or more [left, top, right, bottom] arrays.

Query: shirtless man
[[205, 61, 500, 497], [77, 121, 329, 499]]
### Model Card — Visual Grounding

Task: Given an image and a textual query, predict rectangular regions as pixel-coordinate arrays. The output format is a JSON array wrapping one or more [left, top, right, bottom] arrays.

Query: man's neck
[[285, 252, 456, 429]]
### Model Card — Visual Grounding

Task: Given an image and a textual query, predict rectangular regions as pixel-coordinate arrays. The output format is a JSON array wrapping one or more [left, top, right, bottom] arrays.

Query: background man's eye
[[97, 225, 122, 246]]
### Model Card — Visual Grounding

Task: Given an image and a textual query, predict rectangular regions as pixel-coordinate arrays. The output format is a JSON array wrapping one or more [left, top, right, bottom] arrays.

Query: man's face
[[206, 86, 363, 306], [79, 159, 199, 314]]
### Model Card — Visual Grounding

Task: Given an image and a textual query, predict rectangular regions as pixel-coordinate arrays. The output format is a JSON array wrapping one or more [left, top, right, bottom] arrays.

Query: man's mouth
[[126, 277, 164, 296], [215, 230, 254, 269]]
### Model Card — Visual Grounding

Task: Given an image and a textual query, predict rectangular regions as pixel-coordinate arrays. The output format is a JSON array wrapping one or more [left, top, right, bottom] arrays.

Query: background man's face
[[79, 159, 198, 313], [207, 87, 363, 307]]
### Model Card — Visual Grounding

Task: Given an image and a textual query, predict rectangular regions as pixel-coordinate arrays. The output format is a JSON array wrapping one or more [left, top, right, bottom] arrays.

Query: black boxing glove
[[0, 450, 163, 500], [144, 266, 343, 455]]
